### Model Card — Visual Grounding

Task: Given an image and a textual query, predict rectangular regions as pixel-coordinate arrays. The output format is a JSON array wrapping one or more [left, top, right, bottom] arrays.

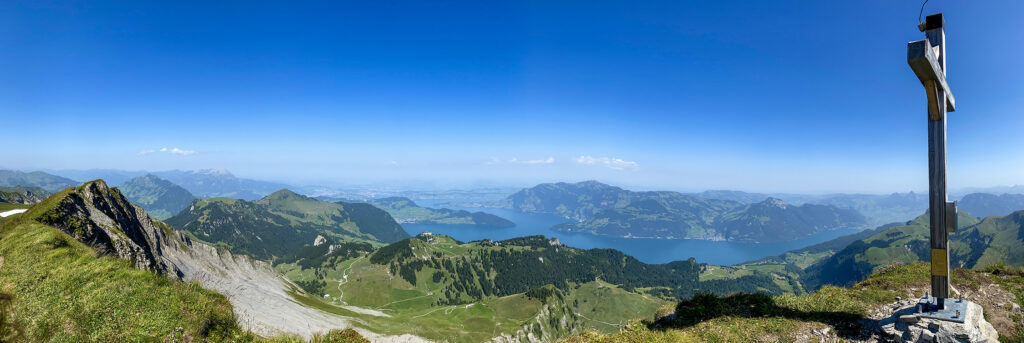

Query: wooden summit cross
[[908, 13, 957, 310]]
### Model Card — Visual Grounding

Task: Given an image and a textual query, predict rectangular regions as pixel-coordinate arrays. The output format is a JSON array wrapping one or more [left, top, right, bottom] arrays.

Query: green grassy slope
[[694, 223, 903, 295], [272, 233, 815, 342], [274, 234, 676, 342], [565, 263, 1024, 342], [0, 219, 248, 341], [801, 210, 1018, 289]]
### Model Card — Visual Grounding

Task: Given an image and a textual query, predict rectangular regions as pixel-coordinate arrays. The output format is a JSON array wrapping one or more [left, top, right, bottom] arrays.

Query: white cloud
[[574, 156, 638, 170], [488, 157, 555, 165], [516, 157, 555, 164], [140, 147, 197, 156]]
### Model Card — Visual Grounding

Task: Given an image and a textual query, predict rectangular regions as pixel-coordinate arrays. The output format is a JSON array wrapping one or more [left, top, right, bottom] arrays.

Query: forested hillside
[[166, 189, 409, 261]]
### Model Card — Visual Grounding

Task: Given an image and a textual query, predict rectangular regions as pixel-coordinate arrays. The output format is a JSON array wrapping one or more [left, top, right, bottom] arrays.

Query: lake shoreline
[[401, 205, 861, 266]]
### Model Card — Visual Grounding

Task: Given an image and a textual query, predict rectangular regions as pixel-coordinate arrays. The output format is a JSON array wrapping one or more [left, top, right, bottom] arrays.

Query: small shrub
[[311, 328, 370, 343]]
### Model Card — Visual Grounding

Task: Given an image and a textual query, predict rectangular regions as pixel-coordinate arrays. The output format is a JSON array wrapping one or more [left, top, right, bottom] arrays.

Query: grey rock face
[[0, 186, 48, 204], [37, 181, 181, 276]]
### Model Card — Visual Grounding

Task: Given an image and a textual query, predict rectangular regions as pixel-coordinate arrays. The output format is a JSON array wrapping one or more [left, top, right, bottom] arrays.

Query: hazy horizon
[[4, 166, 1024, 197]]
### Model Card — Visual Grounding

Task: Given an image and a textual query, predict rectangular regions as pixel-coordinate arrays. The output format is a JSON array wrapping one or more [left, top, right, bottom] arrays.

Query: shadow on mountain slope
[[649, 292, 870, 340]]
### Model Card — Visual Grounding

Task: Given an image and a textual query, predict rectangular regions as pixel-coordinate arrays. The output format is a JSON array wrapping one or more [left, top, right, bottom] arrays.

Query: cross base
[[914, 296, 969, 323]]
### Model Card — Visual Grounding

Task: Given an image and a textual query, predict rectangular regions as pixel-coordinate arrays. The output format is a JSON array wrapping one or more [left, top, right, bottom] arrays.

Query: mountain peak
[[762, 197, 788, 208], [263, 188, 302, 200], [28, 179, 181, 275]]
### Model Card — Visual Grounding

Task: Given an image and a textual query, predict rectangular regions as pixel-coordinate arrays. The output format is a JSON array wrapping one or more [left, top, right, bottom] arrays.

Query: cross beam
[[908, 39, 956, 115], [907, 13, 957, 310]]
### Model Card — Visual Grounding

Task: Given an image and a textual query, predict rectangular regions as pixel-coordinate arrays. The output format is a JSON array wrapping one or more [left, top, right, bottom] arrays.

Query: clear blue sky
[[2, 1, 1023, 193]]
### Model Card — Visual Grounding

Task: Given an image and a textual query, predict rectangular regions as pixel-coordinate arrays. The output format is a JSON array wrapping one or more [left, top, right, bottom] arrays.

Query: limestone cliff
[[490, 286, 583, 343]]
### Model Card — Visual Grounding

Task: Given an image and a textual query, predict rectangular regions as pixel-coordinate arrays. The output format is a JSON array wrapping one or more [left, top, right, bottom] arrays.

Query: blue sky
[[2, 1, 1023, 193]]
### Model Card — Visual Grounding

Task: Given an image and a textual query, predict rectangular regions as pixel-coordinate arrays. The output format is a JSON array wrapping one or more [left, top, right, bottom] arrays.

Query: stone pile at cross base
[[873, 298, 998, 342]]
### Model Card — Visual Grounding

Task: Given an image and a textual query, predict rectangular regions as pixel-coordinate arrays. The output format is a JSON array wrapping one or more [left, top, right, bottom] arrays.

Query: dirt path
[[575, 312, 623, 328], [336, 256, 364, 302]]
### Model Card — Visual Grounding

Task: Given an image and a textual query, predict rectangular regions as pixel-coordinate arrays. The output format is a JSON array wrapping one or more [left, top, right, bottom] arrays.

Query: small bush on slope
[[311, 329, 371, 343]]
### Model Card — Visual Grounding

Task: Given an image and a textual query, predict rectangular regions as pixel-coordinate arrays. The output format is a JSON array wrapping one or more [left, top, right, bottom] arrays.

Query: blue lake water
[[402, 204, 860, 266]]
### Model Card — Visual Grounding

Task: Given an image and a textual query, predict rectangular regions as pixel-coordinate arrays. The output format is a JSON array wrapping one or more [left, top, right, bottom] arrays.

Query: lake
[[402, 204, 861, 266]]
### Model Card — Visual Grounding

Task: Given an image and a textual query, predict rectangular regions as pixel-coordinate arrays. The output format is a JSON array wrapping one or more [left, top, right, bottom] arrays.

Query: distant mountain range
[[810, 192, 929, 225], [697, 190, 1024, 226], [41, 168, 290, 200], [0, 170, 78, 192], [42, 168, 149, 186], [511, 181, 866, 242], [26, 168, 1024, 225], [958, 193, 1024, 218], [166, 189, 409, 260], [692, 190, 819, 205], [150, 169, 290, 200], [118, 175, 196, 220], [367, 197, 515, 227]]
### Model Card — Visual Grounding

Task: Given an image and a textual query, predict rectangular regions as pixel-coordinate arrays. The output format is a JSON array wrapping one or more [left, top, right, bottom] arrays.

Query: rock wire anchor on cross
[[907, 12, 958, 312]]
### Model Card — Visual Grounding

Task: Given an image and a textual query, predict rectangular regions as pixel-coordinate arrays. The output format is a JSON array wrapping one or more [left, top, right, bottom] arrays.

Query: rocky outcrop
[[489, 287, 582, 343], [36, 181, 181, 276], [0, 186, 49, 204]]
